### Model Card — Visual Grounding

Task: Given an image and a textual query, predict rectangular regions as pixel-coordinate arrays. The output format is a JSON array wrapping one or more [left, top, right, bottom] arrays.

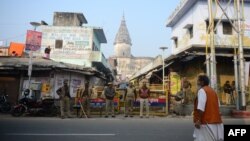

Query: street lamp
[[30, 22, 41, 31], [159, 46, 168, 115]]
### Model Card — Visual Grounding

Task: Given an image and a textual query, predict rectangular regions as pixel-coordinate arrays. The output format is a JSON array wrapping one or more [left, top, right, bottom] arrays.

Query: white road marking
[[4, 133, 116, 136]]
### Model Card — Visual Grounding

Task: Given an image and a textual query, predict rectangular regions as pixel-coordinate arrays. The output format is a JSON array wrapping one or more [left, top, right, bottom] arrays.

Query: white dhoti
[[193, 123, 224, 141]]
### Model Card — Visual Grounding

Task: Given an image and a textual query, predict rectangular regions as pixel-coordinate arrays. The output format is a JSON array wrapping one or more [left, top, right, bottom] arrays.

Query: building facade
[[167, 0, 250, 55], [129, 0, 250, 115], [34, 12, 113, 81], [166, 0, 250, 106]]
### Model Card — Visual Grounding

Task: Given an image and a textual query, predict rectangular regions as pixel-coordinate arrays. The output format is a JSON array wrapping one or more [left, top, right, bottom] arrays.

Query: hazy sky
[[0, 0, 180, 58]]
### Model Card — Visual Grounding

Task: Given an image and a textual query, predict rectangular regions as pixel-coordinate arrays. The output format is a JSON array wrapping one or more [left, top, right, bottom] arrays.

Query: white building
[[165, 0, 250, 105], [34, 12, 113, 81], [167, 0, 250, 55]]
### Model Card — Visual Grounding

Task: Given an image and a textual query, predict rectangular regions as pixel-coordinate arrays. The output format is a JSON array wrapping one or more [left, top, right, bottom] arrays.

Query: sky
[[0, 0, 180, 58]]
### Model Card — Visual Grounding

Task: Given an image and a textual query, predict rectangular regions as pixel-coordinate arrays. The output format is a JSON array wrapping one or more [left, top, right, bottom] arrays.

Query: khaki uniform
[[56, 86, 72, 117], [125, 87, 136, 116], [76, 86, 91, 117]]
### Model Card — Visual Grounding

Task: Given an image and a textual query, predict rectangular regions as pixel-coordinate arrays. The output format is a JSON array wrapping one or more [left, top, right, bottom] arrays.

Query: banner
[[9, 42, 25, 56], [25, 30, 42, 51], [170, 72, 181, 95], [89, 98, 166, 108]]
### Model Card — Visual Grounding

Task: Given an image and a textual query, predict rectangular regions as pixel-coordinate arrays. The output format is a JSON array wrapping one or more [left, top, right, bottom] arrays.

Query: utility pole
[[236, 0, 246, 110], [28, 22, 41, 89], [208, 0, 217, 92], [159, 46, 168, 115], [233, 48, 240, 110]]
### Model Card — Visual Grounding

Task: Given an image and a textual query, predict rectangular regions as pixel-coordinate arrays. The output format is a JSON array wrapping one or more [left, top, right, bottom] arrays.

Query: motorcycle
[[0, 90, 12, 113], [11, 89, 59, 117]]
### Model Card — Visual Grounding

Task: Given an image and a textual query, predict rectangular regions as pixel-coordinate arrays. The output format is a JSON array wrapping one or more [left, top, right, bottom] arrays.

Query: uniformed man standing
[[124, 83, 137, 117], [56, 80, 72, 119], [104, 82, 116, 118]]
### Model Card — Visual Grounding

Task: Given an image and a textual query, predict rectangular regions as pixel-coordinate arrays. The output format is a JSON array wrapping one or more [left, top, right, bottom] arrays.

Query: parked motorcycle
[[0, 90, 12, 113], [11, 89, 59, 117]]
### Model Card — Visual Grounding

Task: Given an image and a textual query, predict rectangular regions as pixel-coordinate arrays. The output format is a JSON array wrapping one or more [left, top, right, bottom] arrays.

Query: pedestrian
[[11, 51, 18, 56], [182, 78, 194, 105], [124, 82, 137, 117], [193, 74, 223, 141], [44, 46, 51, 59], [231, 81, 236, 104], [104, 82, 116, 118], [139, 81, 150, 118], [171, 78, 194, 116], [90, 86, 98, 99], [81, 81, 91, 118], [223, 80, 232, 105], [56, 80, 72, 119]]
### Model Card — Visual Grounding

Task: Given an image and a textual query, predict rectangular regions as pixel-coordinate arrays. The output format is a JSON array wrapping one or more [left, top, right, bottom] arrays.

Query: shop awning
[[130, 55, 162, 81], [157, 61, 174, 72]]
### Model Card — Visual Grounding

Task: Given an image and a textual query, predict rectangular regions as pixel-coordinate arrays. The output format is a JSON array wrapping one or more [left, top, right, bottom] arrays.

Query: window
[[188, 26, 193, 38], [55, 40, 63, 49], [114, 59, 117, 67], [171, 36, 178, 48], [206, 20, 217, 34], [222, 21, 233, 35], [184, 24, 193, 39], [92, 42, 99, 51], [174, 38, 178, 48]]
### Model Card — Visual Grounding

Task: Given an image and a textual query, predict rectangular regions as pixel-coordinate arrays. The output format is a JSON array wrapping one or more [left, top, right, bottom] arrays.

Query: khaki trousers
[[140, 98, 149, 117], [125, 99, 134, 116], [105, 99, 115, 116], [60, 97, 71, 117]]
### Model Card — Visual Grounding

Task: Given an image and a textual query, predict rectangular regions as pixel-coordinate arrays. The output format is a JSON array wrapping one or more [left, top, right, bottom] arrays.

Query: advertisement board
[[170, 72, 181, 95], [25, 30, 42, 51]]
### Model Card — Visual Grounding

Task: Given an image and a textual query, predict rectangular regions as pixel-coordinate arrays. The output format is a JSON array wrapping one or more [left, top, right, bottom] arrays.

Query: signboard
[[89, 98, 166, 108], [134, 98, 166, 107], [90, 98, 119, 108], [25, 30, 42, 51], [9, 42, 25, 56], [170, 72, 181, 95]]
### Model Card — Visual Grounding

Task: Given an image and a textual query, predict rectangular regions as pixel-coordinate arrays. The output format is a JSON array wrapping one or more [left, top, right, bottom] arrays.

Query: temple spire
[[114, 15, 132, 45]]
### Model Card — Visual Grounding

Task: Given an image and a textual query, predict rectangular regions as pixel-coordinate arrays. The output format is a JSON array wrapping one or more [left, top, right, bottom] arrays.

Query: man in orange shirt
[[193, 74, 224, 141]]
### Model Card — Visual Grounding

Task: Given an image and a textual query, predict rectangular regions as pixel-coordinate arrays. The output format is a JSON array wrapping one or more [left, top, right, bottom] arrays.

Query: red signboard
[[25, 30, 42, 51]]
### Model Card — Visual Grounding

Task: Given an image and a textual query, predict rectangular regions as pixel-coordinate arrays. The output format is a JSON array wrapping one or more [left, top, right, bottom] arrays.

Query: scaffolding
[[207, 0, 246, 110]]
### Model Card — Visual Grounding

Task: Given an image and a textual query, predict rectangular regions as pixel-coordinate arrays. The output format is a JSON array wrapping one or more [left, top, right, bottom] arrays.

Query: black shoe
[[105, 115, 108, 118], [112, 115, 115, 118], [140, 116, 143, 118], [130, 115, 133, 117], [61, 116, 65, 119], [124, 115, 128, 117]]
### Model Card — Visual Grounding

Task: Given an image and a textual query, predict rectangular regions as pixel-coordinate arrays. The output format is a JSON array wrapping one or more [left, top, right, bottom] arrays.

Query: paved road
[[0, 115, 249, 141]]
